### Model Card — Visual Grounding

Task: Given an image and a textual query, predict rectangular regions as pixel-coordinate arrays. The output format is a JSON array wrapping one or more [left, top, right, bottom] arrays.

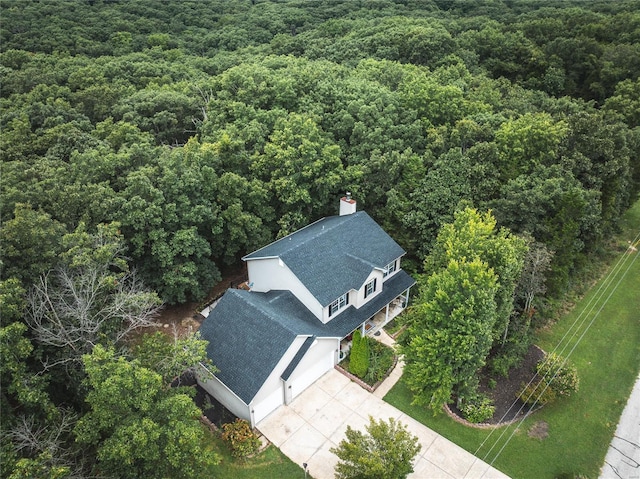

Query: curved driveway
[[257, 366, 511, 479]]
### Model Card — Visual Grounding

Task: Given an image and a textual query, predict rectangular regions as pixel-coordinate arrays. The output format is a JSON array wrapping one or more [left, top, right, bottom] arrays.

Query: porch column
[[385, 302, 389, 323], [404, 286, 411, 307]]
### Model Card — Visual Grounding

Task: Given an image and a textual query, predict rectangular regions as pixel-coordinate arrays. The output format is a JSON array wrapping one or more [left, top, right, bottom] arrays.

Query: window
[[329, 293, 349, 317], [364, 278, 377, 298], [383, 260, 397, 278]]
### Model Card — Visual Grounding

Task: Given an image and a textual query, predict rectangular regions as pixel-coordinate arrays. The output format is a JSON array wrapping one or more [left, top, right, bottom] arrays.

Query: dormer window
[[383, 260, 397, 278], [329, 293, 349, 317], [364, 279, 377, 298]]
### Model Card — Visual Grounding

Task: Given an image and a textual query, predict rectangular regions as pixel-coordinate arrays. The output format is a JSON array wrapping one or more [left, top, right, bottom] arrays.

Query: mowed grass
[[385, 200, 640, 479], [205, 432, 307, 479]]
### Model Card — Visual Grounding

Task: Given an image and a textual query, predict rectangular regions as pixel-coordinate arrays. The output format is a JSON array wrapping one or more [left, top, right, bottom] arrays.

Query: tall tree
[[426, 208, 527, 344], [75, 345, 219, 479], [403, 258, 498, 411]]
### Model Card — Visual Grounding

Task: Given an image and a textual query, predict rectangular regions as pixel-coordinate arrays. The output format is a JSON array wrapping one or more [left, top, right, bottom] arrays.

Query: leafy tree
[[133, 331, 215, 385], [426, 208, 527, 345], [403, 259, 498, 411], [116, 148, 222, 304], [0, 205, 66, 283], [75, 345, 220, 479], [494, 112, 568, 181], [492, 165, 601, 296], [0, 322, 51, 415], [403, 150, 473, 259], [252, 112, 346, 235], [331, 416, 421, 479]]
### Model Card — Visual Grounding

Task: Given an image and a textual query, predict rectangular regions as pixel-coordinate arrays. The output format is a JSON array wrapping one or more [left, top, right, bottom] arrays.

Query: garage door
[[252, 387, 284, 425], [289, 341, 335, 399]]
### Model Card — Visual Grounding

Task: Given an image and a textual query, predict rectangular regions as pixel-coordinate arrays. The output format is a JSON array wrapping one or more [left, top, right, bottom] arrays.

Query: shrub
[[221, 419, 261, 458], [537, 353, 579, 397], [460, 394, 495, 423], [519, 353, 579, 406], [364, 341, 395, 384], [349, 330, 369, 379]]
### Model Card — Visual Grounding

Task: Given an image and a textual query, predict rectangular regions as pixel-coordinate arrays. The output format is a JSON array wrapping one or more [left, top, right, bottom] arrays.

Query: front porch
[[338, 289, 410, 361]]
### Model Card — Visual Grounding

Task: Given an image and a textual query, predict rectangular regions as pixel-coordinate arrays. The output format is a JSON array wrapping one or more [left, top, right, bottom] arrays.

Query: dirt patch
[[450, 344, 545, 425], [154, 266, 248, 338], [528, 420, 549, 439], [154, 301, 202, 337]]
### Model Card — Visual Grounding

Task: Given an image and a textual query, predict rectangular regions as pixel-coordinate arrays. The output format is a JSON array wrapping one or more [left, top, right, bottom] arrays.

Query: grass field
[[385, 200, 640, 479]]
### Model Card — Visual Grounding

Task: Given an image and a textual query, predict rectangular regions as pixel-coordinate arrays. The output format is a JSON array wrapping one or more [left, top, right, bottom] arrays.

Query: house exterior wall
[[285, 337, 338, 400], [354, 270, 384, 307], [382, 257, 402, 283], [246, 258, 323, 320], [196, 369, 251, 424], [249, 335, 308, 425]]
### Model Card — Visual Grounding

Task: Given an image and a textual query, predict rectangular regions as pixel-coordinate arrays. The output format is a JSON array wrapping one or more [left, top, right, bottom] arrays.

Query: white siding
[[286, 338, 338, 399], [246, 258, 323, 320], [251, 387, 283, 425], [382, 256, 403, 283], [354, 270, 384, 308], [249, 336, 307, 424], [196, 370, 251, 423]]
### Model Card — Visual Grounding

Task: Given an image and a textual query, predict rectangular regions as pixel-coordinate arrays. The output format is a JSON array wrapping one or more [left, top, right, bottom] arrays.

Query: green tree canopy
[[75, 345, 219, 479], [331, 416, 421, 479]]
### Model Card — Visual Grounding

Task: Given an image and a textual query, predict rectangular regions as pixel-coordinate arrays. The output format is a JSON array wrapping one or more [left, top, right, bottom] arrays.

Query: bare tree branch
[[26, 266, 162, 369]]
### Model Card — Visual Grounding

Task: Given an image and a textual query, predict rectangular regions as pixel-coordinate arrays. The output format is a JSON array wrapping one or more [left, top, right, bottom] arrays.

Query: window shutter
[[373, 278, 377, 291]]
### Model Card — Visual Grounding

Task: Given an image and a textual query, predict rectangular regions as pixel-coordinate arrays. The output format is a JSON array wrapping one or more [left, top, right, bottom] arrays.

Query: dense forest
[[1, 0, 639, 477]]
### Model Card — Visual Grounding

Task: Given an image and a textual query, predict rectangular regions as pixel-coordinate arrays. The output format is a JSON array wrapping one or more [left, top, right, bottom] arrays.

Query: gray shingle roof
[[199, 271, 415, 404], [243, 212, 406, 306]]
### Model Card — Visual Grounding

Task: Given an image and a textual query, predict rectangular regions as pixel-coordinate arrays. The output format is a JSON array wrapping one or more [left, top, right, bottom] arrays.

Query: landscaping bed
[[448, 344, 545, 425], [338, 339, 396, 390]]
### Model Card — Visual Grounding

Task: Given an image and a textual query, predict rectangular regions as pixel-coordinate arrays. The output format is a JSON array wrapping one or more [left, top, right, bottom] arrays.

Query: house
[[197, 194, 415, 427]]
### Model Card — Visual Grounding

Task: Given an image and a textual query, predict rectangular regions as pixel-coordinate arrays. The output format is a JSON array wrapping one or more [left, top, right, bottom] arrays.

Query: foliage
[[0, 322, 51, 414], [221, 419, 261, 459], [426, 207, 528, 345], [349, 329, 369, 379], [331, 416, 421, 479], [386, 200, 640, 479], [364, 340, 396, 385], [75, 345, 220, 479], [403, 258, 498, 412], [519, 353, 579, 406], [133, 331, 216, 385], [1, 2, 639, 475], [459, 394, 495, 424]]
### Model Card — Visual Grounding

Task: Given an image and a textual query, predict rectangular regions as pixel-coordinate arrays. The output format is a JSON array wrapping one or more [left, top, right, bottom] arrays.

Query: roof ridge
[[243, 212, 363, 260], [229, 289, 300, 336]]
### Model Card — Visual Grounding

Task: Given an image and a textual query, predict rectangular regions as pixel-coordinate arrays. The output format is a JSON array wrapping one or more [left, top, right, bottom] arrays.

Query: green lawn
[[206, 432, 308, 478], [385, 200, 640, 479]]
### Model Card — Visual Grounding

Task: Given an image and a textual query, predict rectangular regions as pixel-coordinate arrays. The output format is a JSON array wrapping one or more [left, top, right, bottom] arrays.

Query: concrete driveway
[[257, 368, 510, 479]]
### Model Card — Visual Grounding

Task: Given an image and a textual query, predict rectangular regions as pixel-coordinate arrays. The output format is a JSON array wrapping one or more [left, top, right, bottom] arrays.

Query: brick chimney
[[339, 192, 356, 216]]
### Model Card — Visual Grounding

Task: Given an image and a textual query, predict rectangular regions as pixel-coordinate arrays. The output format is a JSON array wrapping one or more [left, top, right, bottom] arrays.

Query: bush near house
[[349, 330, 369, 379], [221, 419, 261, 458]]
